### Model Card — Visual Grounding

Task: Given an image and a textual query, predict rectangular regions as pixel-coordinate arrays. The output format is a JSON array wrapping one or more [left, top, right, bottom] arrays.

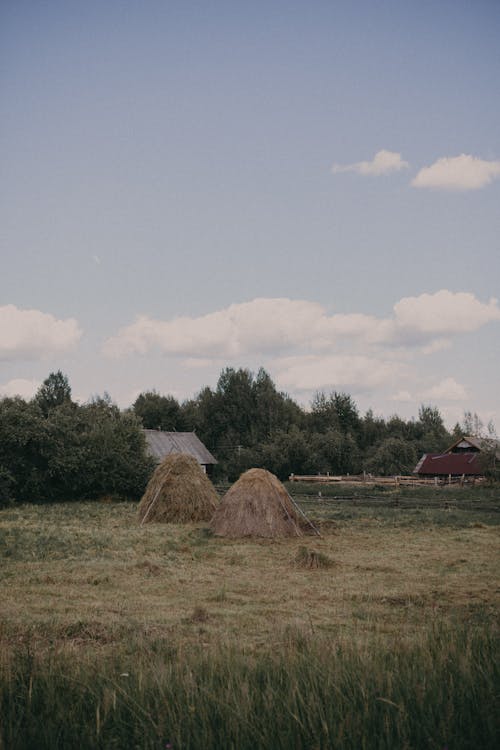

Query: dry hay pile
[[294, 546, 333, 569], [138, 453, 218, 524], [211, 468, 303, 538]]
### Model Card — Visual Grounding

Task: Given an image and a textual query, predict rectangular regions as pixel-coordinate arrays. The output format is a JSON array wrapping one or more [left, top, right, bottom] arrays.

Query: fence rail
[[288, 473, 485, 487]]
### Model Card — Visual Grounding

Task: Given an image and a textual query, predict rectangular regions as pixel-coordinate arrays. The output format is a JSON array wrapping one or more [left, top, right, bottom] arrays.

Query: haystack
[[138, 453, 218, 524], [211, 468, 303, 538]]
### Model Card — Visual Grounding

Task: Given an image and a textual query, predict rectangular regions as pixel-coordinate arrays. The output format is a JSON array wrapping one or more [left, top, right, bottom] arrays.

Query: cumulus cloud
[[421, 377, 468, 401], [104, 291, 500, 362], [273, 355, 406, 394], [393, 290, 500, 337], [332, 149, 409, 176], [412, 154, 500, 191], [0, 378, 41, 400], [104, 299, 327, 358], [0, 305, 82, 361]]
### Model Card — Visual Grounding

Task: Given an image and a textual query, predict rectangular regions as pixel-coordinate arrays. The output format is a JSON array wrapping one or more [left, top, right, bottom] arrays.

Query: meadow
[[1, 486, 499, 749]]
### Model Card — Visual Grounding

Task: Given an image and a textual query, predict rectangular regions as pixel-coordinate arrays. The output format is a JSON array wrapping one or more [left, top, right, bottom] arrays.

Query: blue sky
[[1, 0, 499, 428]]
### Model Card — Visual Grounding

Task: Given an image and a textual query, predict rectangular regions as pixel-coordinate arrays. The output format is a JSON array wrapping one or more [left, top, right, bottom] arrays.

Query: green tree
[[365, 437, 417, 476], [0, 397, 49, 502], [251, 368, 303, 441], [77, 398, 154, 499], [308, 392, 340, 433], [360, 409, 387, 450], [133, 391, 184, 431], [461, 411, 484, 437], [34, 371, 73, 415], [416, 404, 450, 453], [259, 427, 314, 480], [311, 430, 361, 475], [308, 391, 360, 436], [0, 389, 154, 504]]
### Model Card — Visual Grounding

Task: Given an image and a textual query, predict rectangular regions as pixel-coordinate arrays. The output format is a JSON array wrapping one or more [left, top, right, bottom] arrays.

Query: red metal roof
[[414, 452, 483, 476]]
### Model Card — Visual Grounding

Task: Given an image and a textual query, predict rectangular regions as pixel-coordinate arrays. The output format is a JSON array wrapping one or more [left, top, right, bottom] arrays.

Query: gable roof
[[414, 452, 483, 476], [143, 430, 217, 465], [445, 435, 500, 458]]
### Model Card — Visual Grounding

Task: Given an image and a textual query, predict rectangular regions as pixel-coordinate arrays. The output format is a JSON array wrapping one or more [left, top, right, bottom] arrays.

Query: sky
[[1, 0, 499, 428]]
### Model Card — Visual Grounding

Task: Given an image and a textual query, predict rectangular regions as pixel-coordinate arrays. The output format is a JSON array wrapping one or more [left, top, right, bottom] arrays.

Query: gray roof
[[446, 435, 500, 459], [143, 430, 217, 465]]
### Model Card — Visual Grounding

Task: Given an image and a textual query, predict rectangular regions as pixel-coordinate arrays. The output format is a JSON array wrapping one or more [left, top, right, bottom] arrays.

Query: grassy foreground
[[2, 626, 497, 750], [1, 490, 499, 748]]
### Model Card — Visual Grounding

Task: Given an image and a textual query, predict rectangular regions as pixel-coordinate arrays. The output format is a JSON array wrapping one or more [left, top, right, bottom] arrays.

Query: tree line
[[134, 367, 459, 481], [0, 372, 153, 506], [1, 367, 494, 506]]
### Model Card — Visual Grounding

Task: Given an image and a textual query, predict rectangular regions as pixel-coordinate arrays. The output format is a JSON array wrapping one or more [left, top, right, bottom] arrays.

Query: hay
[[138, 453, 218, 524], [211, 468, 303, 538], [294, 546, 334, 569]]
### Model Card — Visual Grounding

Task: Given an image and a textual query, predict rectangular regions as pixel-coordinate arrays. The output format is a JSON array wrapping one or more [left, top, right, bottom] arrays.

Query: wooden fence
[[288, 473, 484, 487]]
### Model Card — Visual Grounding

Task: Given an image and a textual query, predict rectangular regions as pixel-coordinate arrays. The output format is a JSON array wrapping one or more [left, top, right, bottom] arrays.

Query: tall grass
[[1, 623, 497, 749]]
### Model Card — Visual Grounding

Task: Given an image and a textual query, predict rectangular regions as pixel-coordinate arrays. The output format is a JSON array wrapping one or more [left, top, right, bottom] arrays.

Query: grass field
[[1, 486, 499, 748]]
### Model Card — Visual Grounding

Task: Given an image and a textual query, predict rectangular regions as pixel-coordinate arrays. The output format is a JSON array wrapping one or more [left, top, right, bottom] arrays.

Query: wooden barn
[[414, 435, 500, 479], [143, 430, 217, 474]]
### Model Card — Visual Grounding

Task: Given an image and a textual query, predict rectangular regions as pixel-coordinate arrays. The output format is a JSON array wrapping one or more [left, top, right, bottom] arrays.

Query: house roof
[[414, 452, 483, 476], [143, 430, 217, 465], [445, 435, 500, 458]]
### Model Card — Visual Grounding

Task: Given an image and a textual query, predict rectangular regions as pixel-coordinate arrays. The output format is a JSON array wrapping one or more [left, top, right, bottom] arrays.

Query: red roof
[[414, 452, 483, 476]]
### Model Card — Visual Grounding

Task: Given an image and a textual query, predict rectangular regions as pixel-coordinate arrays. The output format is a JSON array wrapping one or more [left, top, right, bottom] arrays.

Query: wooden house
[[143, 430, 217, 474], [414, 434, 500, 479]]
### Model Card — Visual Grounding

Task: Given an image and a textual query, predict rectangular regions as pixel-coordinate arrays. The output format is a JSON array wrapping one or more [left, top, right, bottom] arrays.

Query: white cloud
[[104, 298, 327, 358], [412, 154, 500, 191], [0, 378, 41, 400], [272, 354, 407, 394], [421, 377, 468, 402], [183, 357, 220, 369], [393, 290, 500, 336], [104, 291, 500, 362], [332, 149, 409, 176], [391, 390, 413, 402], [420, 339, 452, 355], [0, 305, 82, 361]]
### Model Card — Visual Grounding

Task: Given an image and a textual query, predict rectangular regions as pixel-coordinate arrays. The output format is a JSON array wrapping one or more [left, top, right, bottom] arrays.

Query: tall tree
[[365, 437, 417, 476], [133, 391, 184, 431], [308, 392, 340, 433], [416, 404, 450, 452], [251, 368, 303, 441], [309, 391, 360, 436], [34, 371, 73, 415], [461, 411, 484, 437]]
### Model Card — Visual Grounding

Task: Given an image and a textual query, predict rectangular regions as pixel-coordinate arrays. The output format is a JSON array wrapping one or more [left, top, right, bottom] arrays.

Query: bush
[[0, 392, 154, 504], [0, 466, 15, 507]]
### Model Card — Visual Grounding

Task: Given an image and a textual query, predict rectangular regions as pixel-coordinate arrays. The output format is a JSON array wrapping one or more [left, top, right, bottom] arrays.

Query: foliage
[[132, 390, 184, 431], [2, 368, 497, 501], [478, 439, 500, 483], [33, 370, 73, 415], [365, 437, 418, 476], [0, 397, 50, 502], [308, 391, 360, 436], [0, 376, 153, 504], [0, 466, 15, 507]]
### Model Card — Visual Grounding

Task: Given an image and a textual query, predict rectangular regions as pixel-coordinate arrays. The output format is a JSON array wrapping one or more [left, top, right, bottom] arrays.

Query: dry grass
[[1, 499, 499, 656], [137, 453, 218, 524], [212, 467, 303, 537], [294, 545, 335, 569]]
